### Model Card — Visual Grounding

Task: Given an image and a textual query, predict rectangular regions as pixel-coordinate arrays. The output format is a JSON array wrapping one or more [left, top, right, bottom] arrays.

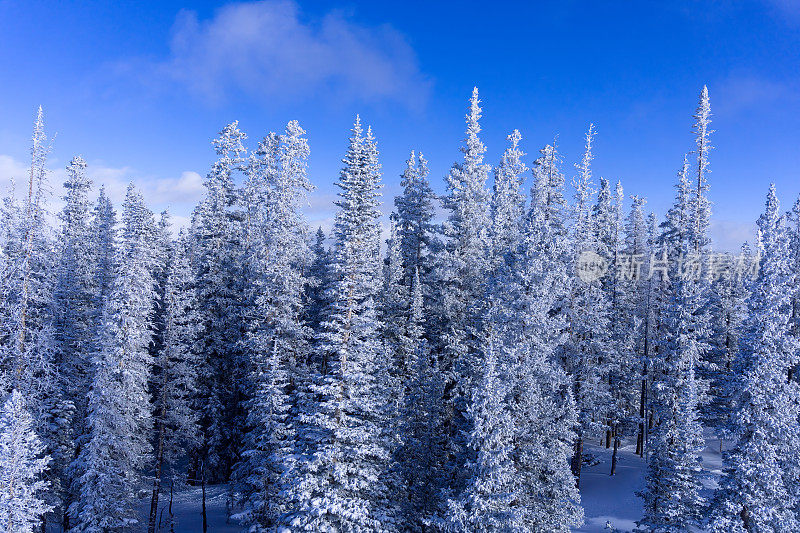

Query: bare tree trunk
[[610, 428, 620, 476], [201, 461, 208, 533], [636, 373, 646, 456], [169, 480, 175, 533], [148, 378, 168, 533], [571, 436, 584, 487]]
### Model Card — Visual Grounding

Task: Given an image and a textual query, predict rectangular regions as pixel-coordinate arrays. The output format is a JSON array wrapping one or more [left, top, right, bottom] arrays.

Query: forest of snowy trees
[[1, 86, 799, 532]]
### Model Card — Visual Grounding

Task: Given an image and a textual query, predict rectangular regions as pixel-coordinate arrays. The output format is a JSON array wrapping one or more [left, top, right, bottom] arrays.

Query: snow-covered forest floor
[[138, 433, 725, 532], [578, 431, 723, 532]]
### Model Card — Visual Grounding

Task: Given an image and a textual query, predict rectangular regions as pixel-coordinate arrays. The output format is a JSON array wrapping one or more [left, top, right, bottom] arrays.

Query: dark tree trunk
[[148, 381, 168, 533], [201, 462, 208, 533], [571, 436, 584, 487], [169, 480, 175, 533], [610, 433, 620, 475]]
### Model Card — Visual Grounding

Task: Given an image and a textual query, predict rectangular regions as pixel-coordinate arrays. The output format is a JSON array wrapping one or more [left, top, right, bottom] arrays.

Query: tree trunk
[[571, 436, 584, 487], [148, 374, 168, 533], [62, 503, 70, 532], [610, 433, 620, 476], [636, 368, 647, 457], [148, 417, 166, 533], [201, 462, 208, 533], [169, 480, 175, 533]]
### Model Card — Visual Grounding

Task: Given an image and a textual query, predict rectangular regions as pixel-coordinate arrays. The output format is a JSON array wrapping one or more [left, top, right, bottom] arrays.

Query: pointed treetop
[[576, 123, 596, 179], [352, 114, 363, 138], [693, 85, 713, 178], [64, 155, 89, 189], [213, 121, 247, 159], [463, 87, 486, 162]]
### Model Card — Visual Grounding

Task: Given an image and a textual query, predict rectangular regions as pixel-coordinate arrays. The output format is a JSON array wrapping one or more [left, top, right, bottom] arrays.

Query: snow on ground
[[578, 430, 724, 532], [142, 484, 239, 533], [141, 432, 725, 532], [577, 439, 646, 532]]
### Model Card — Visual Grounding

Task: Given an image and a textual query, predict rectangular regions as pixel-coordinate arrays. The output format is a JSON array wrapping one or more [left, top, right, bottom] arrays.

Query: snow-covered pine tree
[[0, 109, 61, 532], [593, 177, 633, 462], [789, 195, 800, 362], [49, 155, 95, 528], [303, 227, 332, 366], [637, 157, 708, 533], [232, 120, 312, 530], [394, 150, 437, 292], [445, 334, 518, 532], [191, 122, 248, 482], [563, 124, 612, 486], [525, 140, 571, 320], [636, 277, 707, 532], [148, 228, 202, 533], [431, 87, 492, 496], [53, 155, 94, 404], [382, 217, 411, 386], [281, 117, 396, 531], [690, 85, 712, 254], [69, 184, 158, 532], [708, 185, 800, 532], [490, 129, 526, 270], [0, 390, 52, 533], [0, 107, 56, 415], [88, 186, 117, 314], [705, 248, 748, 435], [478, 137, 583, 531], [395, 268, 448, 531], [621, 196, 656, 458], [54, 186, 118, 533]]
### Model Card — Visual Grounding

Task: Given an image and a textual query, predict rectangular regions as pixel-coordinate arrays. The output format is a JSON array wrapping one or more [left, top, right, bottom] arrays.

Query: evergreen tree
[[504, 166, 584, 530], [394, 150, 437, 291], [490, 129, 526, 269], [382, 218, 411, 384], [70, 185, 157, 532], [621, 196, 657, 458], [303, 227, 332, 366], [281, 118, 395, 531], [0, 107, 56, 416], [637, 157, 709, 532], [446, 336, 518, 532], [563, 124, 612, 485], [232, 120, 312, 530], [148, 229, 201, 533], [192, 121, 248, 481], [49, 155, 95, 528], [0, 390, 52, 533], [431, 87, 492, 496], [708, 185, 800, 532], [396, 268, 447, 531]]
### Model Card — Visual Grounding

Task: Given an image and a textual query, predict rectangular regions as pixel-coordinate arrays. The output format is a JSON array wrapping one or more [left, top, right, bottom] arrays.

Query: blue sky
[[1, 0, 799, 248]]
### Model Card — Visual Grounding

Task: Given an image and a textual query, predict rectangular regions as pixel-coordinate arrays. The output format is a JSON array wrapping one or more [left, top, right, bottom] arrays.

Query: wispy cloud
[[710, 219, 756, 252], [141, 0, 430, 109], [0, 154, 204, 232], [714, 74, 796, 115], [765, 0, 800, 23]]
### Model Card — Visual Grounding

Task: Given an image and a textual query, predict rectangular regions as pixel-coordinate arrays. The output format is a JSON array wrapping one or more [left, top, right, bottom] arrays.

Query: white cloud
[[153, 171, 205, 203], [157, 0, 429, 108], [0, 153, 203, 234], [710, 219, 756, 252], [0, 155, 32, 195]]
